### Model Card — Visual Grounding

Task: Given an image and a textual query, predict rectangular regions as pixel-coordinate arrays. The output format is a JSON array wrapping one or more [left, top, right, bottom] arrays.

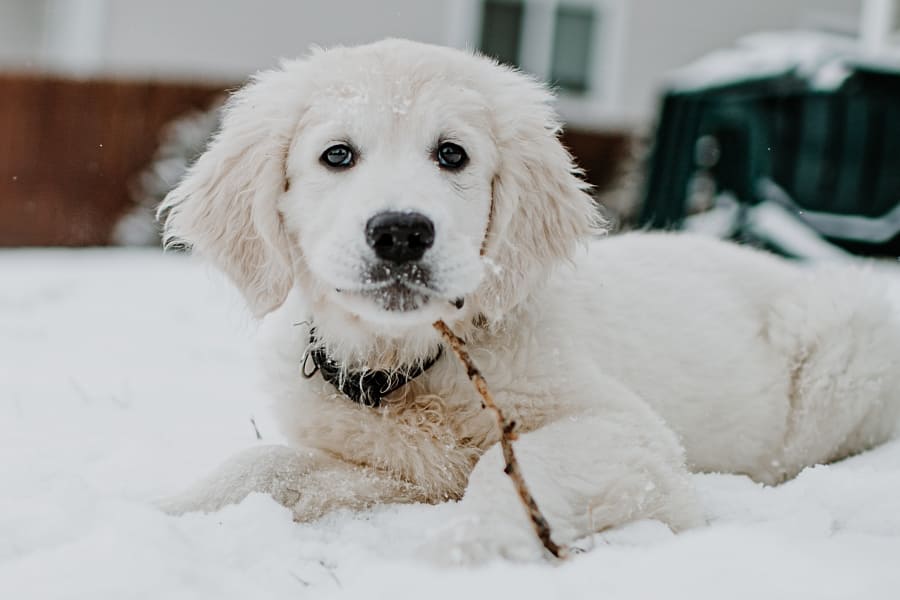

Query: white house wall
[[99, 0, 449, 80], [0, 0, 47, 68], [0, 0, 871, 124], [620, 0, 863, 122]]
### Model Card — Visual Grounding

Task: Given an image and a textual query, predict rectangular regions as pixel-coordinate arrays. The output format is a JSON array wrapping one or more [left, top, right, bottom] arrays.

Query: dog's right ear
[[158, 61, 307, 317]]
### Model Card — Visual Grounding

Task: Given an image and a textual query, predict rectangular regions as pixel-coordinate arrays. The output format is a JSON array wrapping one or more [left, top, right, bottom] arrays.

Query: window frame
[[448, 0, 627, 127]]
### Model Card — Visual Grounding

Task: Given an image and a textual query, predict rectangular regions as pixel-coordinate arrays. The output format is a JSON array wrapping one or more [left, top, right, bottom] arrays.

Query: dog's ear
[[158, 62, 307, 317], [479, 65, 604, 312]]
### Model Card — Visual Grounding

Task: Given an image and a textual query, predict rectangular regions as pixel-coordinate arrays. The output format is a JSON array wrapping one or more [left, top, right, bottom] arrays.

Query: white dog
[[159, 39, 900, 561]]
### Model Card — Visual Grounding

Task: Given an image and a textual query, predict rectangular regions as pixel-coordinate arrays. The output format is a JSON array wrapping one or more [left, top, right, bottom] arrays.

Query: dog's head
[[160, 40, 600, 357]]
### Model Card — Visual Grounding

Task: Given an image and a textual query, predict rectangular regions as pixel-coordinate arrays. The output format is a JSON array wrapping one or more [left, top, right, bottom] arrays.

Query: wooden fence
[[0, 73, 630, 246]]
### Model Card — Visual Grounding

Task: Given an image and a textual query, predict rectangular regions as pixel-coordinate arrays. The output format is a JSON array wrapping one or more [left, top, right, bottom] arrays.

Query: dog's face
[[282, 71, 496, 326], [160, 40, 597, 354]]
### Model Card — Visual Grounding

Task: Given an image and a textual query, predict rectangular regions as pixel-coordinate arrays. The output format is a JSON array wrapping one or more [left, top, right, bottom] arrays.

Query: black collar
[[302, 328, 442, 408]]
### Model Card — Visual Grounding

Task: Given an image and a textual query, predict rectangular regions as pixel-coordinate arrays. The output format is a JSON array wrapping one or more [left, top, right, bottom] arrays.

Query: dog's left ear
[[158, 61, 307, 317], [479, 63, 604, 310]]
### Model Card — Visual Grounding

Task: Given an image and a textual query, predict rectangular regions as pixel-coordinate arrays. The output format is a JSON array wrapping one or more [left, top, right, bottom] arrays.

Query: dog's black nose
[[365, 211, 435, 263]]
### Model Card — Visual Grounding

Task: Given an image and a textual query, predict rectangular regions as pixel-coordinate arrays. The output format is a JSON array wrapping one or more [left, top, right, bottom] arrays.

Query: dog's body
[[161, 40, 900, 561]]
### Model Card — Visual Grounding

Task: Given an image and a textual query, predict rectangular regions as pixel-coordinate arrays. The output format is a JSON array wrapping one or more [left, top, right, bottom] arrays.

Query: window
[[550, 4, 596, 93], [453, 0, 624, 124], [479, 0, 524, 68], [476, 0, 617, 102]]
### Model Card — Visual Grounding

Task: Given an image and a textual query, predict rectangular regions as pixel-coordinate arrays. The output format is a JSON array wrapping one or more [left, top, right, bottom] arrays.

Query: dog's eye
[[436, 142, 468, 170], [321, 144, 354, 168]]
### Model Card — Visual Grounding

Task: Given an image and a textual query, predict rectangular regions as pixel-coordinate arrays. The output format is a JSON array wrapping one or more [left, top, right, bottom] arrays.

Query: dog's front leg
[[158, 444, 426, 522], [431, 379, 703, 562]]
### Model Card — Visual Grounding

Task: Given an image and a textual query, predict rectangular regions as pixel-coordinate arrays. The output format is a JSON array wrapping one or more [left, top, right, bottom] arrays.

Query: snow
[[2, 248, 900, 599], [667, 30, 900, 92]]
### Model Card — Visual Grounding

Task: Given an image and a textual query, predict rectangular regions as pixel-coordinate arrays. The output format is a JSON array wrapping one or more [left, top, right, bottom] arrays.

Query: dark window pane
[[551, 4, 596, 93], [480, 0, 524, 68]]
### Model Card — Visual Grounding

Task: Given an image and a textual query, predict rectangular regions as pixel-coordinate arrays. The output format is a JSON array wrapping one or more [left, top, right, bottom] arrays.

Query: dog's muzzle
[[358, 211, 439, 312]]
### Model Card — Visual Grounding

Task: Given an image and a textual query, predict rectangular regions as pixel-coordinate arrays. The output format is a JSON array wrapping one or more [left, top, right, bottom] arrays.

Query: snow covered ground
[[2, 248, 900, 600]]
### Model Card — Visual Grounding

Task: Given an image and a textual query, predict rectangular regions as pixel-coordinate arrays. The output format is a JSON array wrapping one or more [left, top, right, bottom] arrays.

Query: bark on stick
[[433, 319, 567, 559]]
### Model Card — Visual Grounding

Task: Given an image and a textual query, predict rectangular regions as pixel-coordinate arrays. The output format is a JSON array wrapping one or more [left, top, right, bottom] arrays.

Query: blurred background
[[1, 0, 898, 257]]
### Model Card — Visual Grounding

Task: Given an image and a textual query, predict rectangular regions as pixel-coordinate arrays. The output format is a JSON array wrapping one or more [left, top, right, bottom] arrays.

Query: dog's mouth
[[338, 281, 466, 315], [359, 280, 432, 312], [336, 263, 466, 314], [328, 259, 470, 318], [342, 262, 438, 313]]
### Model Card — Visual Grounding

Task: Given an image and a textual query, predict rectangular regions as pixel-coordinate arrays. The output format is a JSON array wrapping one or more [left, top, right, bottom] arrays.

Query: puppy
[[159, 39, 900, 560]]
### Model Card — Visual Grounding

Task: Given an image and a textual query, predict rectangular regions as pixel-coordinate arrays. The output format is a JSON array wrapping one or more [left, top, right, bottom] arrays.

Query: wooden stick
[[433, 320, 567, 559]]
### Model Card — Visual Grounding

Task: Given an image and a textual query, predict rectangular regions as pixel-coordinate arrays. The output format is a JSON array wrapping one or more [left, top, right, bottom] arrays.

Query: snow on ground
[[2, 248, 900, 600]]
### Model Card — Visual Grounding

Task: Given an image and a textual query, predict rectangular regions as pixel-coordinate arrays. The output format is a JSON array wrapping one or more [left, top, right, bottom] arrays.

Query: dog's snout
[[365, 211, 435, 263]]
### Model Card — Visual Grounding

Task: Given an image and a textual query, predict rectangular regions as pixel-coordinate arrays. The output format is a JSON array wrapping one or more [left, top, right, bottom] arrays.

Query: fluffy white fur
[[159, 39, 900, 562]]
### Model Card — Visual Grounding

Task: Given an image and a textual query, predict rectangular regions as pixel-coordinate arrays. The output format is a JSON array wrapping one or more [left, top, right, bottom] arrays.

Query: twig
[[249, 416, 262, 440], [318, 560, 342, 588], [433, 320, 567, 559], [287, 570, 310, 587]]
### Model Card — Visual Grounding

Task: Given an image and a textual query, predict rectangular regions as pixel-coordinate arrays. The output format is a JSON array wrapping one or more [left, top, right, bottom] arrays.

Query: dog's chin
[[366, 281, 431, 313], [329, 282, 450, 328]]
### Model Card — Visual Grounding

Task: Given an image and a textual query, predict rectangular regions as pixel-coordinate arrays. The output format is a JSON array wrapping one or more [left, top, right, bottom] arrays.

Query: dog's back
[[554, 232, 900, 483]]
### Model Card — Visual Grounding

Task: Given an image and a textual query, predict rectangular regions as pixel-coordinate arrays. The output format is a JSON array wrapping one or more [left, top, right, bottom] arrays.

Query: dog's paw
[[155, 445, 333, 517], [419, 514, 547, 566]]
